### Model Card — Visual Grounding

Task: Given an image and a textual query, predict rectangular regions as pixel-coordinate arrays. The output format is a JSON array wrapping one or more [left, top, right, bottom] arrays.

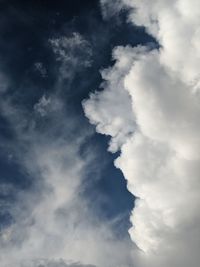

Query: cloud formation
[[83, 45, 140, 152], [84, 1, 200, 266], [0, 32, 132, 267]]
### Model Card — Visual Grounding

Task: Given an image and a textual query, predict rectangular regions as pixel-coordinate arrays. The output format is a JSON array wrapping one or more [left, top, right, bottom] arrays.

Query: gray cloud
[[18, 259, 96, 267]]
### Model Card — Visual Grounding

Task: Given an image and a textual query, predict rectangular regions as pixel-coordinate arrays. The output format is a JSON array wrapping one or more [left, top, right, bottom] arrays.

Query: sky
[[1, 1, 200, 267]]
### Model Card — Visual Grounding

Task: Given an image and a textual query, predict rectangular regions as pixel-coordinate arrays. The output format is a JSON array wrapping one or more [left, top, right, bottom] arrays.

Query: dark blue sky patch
[[0, 154, 31, 189]]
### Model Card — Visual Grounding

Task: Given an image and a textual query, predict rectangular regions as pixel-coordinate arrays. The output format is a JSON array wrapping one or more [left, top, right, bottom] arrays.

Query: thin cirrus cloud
[[83, 0, 200, 266], [0, 32, 132, 267]]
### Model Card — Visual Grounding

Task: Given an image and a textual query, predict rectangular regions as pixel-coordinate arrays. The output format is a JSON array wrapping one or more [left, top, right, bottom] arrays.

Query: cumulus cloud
[[83, 0, 200, 266], [83, 46, 146, 152]]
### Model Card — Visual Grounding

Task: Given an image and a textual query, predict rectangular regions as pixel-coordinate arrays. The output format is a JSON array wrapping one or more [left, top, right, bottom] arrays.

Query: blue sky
[[1, 1, 199, 267], [0, 0, 138, 228], [0, 1, 155, 266]]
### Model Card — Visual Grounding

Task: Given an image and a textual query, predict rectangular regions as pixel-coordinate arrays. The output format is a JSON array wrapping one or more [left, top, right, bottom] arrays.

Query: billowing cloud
[[83, 46, 146, 152], [83, 1, 200, 266]]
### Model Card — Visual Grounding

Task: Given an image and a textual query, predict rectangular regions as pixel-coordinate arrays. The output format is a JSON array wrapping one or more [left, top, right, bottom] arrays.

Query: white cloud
[[83, 46, 148, 152], [83, 1, 200, 266]]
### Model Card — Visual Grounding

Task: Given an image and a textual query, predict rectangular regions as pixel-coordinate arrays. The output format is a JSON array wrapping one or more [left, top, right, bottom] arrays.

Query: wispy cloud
[[49, 33, 92, 79], [0, 32, 132, 267]]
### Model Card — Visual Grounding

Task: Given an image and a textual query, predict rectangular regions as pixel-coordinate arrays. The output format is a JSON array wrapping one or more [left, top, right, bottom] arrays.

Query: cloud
[[34, 62, 47, 78], [34, 95, 62, 117], [83, 1, 200, 266], [0, 100, 132, 267], [100, 0, 126, 19], [0, 91, 132, 267], [49, 33, 92, 79], [18, 258, 96, 267], [83, 46, 147, 152], [0, 32, 132, 267]]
